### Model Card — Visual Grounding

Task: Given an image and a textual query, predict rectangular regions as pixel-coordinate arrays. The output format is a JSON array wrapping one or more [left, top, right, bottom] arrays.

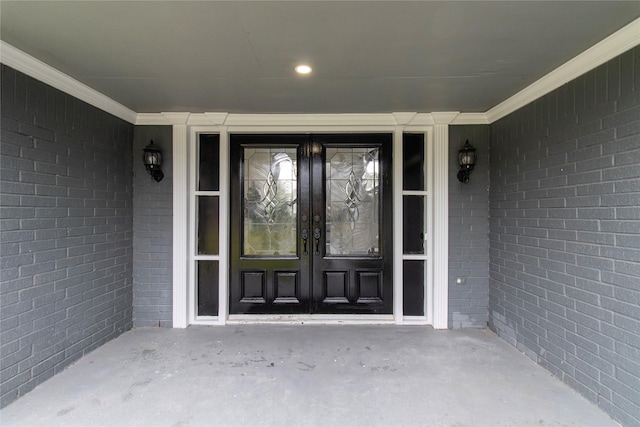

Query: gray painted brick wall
[[449, 125, 490, 328], [0, 65, 134, 408], [489, 47, 640, 426], [132, 126, 173, 327]]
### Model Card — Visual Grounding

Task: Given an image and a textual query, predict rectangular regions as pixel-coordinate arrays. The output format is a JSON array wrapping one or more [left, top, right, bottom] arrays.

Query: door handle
[[313, 228, 321, 255], [302, 228, 309, 256]]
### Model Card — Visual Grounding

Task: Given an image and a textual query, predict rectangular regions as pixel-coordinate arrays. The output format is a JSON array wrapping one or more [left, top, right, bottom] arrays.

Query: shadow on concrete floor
[[0, 326, 618, 427]]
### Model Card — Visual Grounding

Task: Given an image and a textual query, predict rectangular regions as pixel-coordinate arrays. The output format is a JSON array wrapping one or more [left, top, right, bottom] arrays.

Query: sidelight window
[[195, 134, 221, 317], [402, 133, 429, 317]]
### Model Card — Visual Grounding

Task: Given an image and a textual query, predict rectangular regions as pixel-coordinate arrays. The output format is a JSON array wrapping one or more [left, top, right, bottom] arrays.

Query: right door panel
[[311, 134, 393, 314]]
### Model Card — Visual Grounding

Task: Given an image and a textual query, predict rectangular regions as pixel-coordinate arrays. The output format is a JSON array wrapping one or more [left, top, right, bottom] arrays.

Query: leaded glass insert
[[325, 147, 380, 256], [243, 148, 298, 256]]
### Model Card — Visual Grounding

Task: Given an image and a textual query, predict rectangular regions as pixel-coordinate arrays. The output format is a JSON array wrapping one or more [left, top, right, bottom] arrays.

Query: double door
[[229, 134, 392, 315]]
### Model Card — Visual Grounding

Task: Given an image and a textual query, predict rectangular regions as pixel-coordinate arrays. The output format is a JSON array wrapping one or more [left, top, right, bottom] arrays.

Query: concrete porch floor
[[1, 326, 618, 427]]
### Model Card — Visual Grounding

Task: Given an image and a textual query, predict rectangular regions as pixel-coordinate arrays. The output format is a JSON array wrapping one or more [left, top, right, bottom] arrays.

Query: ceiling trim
[[221, 113, 401, 127], [3, 17, 638, 127], [0, 40, 138, 124], [431, 112, 461, 125], [135, 112, 489, 127], [486, 17, 640, 123], [451, 113, 489, 125]]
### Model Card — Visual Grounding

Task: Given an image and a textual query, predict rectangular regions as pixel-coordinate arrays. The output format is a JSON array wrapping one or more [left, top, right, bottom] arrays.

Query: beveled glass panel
[[243, 148, 297, 256], [197, 260, 219, 316], [403, 195, 425, 254], [199, 134, 220, 191], [403, 133, 425, 191], [325, 147, 379, 256], [197, 196, 219, 254]]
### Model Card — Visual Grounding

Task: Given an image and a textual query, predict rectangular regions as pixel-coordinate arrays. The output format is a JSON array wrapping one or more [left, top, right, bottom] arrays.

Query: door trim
[[179, 120, 448, 328]]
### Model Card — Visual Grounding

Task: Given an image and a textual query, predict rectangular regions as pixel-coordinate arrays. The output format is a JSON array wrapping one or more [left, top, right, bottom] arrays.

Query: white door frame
[[170, 113, 458, 329]]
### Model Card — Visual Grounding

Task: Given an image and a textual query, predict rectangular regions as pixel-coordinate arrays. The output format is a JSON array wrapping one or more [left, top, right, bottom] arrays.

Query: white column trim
[[187, 127, 198, 325], [393, 127, 404, 324], [218, 127, 230, 324], [170, 115, 190, 328], [431, 116, 453, 329], [424, 127, 435, 325]]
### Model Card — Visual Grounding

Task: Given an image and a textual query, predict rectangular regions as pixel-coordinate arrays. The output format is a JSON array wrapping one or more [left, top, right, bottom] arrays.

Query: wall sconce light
[[457, 140, 476, 183], [143, 140, 164, 182]]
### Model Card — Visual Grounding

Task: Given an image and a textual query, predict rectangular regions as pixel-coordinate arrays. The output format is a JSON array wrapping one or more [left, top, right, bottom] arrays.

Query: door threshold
[[226, 314, 395, 325]]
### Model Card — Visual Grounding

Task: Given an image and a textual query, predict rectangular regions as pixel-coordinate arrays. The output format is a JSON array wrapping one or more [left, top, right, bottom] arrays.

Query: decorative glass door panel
[[243, 148, 298, 256], [325, 147, 380, 256], [230, 134, 392, 315]]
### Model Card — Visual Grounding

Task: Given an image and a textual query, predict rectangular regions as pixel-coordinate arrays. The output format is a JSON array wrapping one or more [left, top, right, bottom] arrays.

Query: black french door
[[229, 134, 392, 315]]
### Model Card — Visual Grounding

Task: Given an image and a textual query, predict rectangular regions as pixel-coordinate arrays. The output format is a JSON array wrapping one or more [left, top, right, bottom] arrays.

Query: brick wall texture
[[449, 125, 490, 328], [0, 65, 134, 407], [489, 47, 640, 426], [132, 126, 173, 327]]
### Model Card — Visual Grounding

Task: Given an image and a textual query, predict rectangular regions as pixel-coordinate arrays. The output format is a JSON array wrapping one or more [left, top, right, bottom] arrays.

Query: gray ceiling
[[1, 1, 639, 114]]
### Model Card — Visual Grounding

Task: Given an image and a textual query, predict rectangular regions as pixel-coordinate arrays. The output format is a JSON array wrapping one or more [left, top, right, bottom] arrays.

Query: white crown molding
[[394, 112, 488, 126], [431, 112, 460, 125], [186, 113, 230, 126], [392, 112, 418, 125], [451, 113, 489, 125], [134, 112, 490, 127], [137, 113, 402, 126], [0, 40, 137, 124], [135, 113, 175, 126], [223, 113, 400, 127], [486, 17, 640, 124], [161, 112, 191, 125], [404, 113, 434, 126]]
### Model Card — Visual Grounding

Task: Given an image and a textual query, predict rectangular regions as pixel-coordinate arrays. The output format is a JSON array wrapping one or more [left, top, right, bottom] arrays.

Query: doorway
[[229, 134, 393, 315]]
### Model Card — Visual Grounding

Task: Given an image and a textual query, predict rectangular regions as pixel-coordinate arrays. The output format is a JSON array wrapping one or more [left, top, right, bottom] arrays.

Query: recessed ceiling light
[[295, 65, 312, 75]]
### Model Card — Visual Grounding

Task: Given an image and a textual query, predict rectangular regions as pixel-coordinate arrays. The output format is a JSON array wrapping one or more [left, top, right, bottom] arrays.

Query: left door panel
[[229, 135, 311, 314]]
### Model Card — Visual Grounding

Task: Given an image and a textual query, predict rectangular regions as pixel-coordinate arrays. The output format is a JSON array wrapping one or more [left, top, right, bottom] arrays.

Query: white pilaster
[[169, 113, 191, 328], [431, 112, 457, 329], [393, 127, 404, 324], [218, 127, 230, 324]]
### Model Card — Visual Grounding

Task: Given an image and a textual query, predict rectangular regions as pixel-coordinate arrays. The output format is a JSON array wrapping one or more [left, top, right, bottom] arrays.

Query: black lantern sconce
[[142, 140, 164, 182], [457, 140, 476, 183]]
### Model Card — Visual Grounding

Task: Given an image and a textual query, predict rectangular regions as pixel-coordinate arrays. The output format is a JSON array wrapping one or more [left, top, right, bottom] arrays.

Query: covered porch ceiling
[[1, 1, 639, 117]]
